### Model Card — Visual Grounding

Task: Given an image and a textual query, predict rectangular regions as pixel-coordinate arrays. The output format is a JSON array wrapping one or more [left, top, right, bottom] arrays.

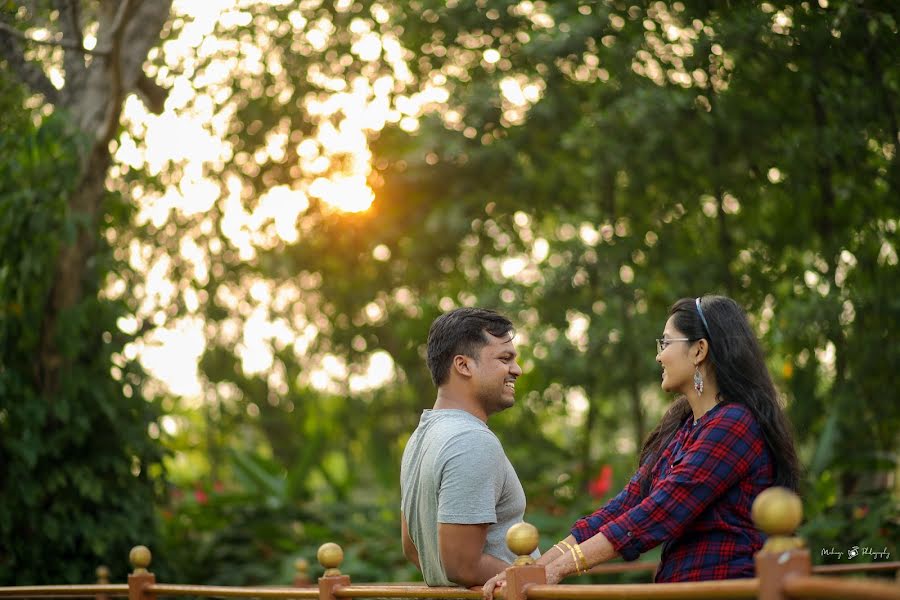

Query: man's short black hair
[[426, 307, 514, 387]]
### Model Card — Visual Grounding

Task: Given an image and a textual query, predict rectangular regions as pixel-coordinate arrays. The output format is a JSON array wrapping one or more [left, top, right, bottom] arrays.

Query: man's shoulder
[[427, 421, 500, 454], [405, 412, 500, 455], [429, 421, 504, 468], [418, 410, 495, 437], [442, 424, 501, 448]]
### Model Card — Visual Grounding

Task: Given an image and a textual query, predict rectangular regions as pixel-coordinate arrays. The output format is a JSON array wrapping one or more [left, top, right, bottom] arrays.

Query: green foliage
[[801, 472, 899, 567], [3, 0, 898, 586], [159, 448, 419, 585], [170, 0, 897, 578], [0, 77, 166, 584]]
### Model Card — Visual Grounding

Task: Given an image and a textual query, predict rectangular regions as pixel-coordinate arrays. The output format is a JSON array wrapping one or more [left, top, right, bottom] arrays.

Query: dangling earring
[[693, 366, 704, 396]]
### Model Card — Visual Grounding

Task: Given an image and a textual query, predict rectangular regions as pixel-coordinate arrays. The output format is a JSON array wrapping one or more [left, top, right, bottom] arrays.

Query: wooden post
[[504, 523, 545, 600], [317, 543, 350, 600], [294, 557, 311, 587], [753, 487, 811, 600], [95, 565, 110, 600], [127, 546, 156, 600]]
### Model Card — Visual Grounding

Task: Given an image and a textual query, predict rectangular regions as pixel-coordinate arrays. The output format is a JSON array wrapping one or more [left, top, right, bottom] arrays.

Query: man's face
[[470, 331, 522, 416]]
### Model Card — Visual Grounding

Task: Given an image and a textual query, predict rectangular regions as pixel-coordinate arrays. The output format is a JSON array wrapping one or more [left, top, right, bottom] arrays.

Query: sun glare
[[309, 175, 374, 213], [117, 0, 452, 397]]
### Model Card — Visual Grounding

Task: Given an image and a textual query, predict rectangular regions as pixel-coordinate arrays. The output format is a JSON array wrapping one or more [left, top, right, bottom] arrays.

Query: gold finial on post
[[293, 557, 311, 587], [96, 566, 110, 584], [129, 546, 152, 574], [317, 542, 350, 600], [753, 487, 811, 600], [317, 543, 344, 578], [127, 546, 156, 600], [752, 486, 805, 552], [96, 565, 111, 600], [507, 522, 540, 566], [504, 522, 546, 600]]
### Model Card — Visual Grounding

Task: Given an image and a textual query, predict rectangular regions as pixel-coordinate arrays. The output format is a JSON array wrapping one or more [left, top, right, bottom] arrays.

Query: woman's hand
[[482, 570, 507, 600], [544, 565, 566, 585]]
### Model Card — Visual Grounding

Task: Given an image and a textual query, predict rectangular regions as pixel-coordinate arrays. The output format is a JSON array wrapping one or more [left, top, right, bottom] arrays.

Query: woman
[[484, 295, 801, 595]]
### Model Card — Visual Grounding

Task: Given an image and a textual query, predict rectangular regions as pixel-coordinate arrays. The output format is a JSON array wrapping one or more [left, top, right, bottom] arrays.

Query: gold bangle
[[572, 543, 589, 573], [557, 541, 583, 575], [551, 543, 566, 557], [568, 547, 583, 575]]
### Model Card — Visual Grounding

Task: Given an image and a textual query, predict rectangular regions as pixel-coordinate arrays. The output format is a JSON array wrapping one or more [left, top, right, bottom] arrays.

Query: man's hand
[[439, 523, 509, 587], [481, 570, 507, 600]]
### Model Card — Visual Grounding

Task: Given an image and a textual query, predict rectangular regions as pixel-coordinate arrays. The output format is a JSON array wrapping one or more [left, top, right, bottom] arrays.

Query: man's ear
[[452, 354, 473, 378]]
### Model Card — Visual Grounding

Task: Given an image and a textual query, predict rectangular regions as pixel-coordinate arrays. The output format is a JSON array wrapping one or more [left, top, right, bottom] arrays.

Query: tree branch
[[0, 21, 110, 56], [136, 72, 168, 114], [58, 0, 85, 50], [100, 0, 135, 142], [55, 0, 88, 103], [74, 0, 172, 142], [109, 0, 134, 38], [0, 24, 60, 103]]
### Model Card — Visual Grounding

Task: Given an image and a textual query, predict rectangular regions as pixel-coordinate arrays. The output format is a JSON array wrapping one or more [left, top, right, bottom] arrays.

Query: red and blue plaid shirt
[[571, 402, 775, 582]]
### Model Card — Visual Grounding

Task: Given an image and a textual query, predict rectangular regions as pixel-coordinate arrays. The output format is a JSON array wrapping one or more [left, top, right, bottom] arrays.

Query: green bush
[[0, 76, 166, 585]]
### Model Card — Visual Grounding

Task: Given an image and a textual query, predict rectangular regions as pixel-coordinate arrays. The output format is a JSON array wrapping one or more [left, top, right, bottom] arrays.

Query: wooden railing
[[1, 488, 897, 600]]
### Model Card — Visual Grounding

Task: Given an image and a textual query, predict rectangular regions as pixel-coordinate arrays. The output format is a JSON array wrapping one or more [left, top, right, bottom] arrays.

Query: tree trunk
[[620, 302, 645, 448], [0, 0, 174, 394]]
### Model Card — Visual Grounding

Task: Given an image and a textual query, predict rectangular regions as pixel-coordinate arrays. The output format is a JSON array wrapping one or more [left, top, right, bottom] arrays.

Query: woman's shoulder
[[708, 402, 762, 432]]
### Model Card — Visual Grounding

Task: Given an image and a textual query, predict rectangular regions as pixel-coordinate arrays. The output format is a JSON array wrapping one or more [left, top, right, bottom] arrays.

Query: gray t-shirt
[[400, 409, 536, 586]]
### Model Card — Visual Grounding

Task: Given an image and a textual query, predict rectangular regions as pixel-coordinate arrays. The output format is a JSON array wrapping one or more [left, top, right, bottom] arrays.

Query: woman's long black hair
[[639, 295, 801, 495]]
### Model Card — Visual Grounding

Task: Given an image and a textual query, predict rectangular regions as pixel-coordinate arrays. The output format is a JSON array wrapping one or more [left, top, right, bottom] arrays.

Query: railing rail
[[814, 561, 900, 575], [0, 586, 128, 598], [332, 586, 480, 599], [1, 488, 897, 600], [0, 563, 897, 600], [147, 585, 321, 598], [523, 580, 760, 599], [782, 575, 900, 600], [584, 560, 900, 577]]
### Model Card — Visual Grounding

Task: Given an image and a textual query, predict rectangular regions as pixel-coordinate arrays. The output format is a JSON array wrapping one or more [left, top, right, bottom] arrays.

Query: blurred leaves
[[2, 0, 898, 586], [0, 75, 166, 584], [171, 0, 897, 579]]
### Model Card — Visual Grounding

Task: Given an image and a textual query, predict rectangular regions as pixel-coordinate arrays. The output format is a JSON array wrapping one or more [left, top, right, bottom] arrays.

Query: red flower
[[588, 465, 613, 499], [194, 489, 209, 504]]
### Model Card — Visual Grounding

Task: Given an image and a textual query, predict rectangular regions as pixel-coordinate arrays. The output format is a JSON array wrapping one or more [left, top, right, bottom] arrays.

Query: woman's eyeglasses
[[656, 338, 692, 354]]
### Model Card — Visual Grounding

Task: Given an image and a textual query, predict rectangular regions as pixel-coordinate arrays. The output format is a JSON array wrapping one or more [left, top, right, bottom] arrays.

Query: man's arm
[[401, 513, 421, 570], [439, 523, 510, 588]]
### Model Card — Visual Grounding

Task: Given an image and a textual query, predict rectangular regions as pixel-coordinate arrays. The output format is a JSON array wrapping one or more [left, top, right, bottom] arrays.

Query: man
[[400, 307, 537, 587]]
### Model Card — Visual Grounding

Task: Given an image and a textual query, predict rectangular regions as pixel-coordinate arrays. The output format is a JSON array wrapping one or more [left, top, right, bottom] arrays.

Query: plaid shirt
[[571, 402, 774, 582]]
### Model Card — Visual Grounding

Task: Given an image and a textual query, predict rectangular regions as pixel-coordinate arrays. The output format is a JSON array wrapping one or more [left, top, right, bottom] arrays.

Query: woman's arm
[[482, 534, 618, 599], [485, 408, 763, 600], [544, 534, 618, 584], [570, 461, 652, 542], [593, 407, 763, 560]]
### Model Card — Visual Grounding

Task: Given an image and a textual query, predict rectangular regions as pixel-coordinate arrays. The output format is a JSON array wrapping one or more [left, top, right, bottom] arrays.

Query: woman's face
[[656, 315, 695, 395]]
